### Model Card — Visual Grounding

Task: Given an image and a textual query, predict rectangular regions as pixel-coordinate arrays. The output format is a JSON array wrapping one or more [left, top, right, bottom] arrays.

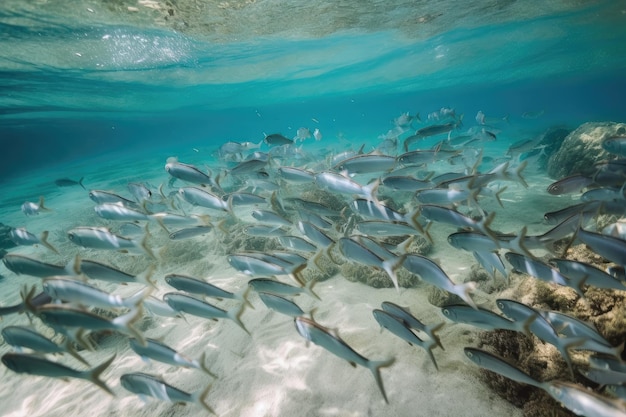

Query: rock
[[547, 121, 626, 179]]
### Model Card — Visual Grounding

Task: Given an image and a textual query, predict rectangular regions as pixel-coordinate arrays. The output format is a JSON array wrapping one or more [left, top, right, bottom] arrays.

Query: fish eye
[[68, 233, 75, 240], [497, 301, 504, 309], [442, 308, 450, 316], [465, 350, 473, 358]]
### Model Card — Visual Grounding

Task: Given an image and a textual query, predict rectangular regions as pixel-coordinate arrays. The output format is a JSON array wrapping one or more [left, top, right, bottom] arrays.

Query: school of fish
[[3, 109, 626, 416]]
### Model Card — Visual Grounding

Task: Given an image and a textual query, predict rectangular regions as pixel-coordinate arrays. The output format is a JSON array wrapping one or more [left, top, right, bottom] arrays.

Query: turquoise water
[[1, 1, 626, 416]]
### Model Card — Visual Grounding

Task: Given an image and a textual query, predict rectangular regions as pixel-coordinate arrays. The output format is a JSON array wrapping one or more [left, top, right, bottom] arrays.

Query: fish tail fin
[[408, 207, 429, 240], [226, 303, 250, 335], [39, 230, 60, 255], [85, 354, 116, 396], [560, 337, 586, 379], [425, 322, 445, 351], [124, 286, 153, 308], [454, 281, 478, 310], [494, 185, 508, 208], [363, 179, 381, 202], [513, 160, 529, 188], [64, 338, 91, 366], [382, 254, 407, 293], [192, 383, 216, 415], [79, 177, 86, 190], [155, 216, 171, 233], [236, 285, 255, 310], [38, 196, 52, 212], [367, 357, 395, 404], [113, 307, 145, 345]]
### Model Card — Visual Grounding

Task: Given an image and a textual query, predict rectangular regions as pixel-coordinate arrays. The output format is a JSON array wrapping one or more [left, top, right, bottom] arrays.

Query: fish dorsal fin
[[166, 156, 178, 164]]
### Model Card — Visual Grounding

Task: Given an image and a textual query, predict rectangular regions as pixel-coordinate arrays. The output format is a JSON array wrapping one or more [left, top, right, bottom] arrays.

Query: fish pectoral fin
[[348, 361, 357, 368]]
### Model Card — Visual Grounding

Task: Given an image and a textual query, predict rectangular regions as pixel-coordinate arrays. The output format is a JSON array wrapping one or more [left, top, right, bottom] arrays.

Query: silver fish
[[1, 325, 88, 365], [88, 190, 138, 207], [380, 301, 444, 350], [120, 372, 214, 413], [441, 304, 525, 333], [42, 277, 148, 309], [94, 203, 149, 222], [294, 316, 394, 403], [248, 277, 319, 300], [165, 273, 252, 308], [67, 227, 154, 258], [9, 228, 59, 254], [2, 253, 73, 278], [258, 292, 305, 317], [2, 353, 115, 395], [333, 153, 397, 174], [403, 254, 477, 309], [277, 235, 317, 253], [36, 304, 144, 344], [546, 381, 626, 417], [77, 257, 153, 285], [337, 237, 405, 291], [547, 174, 595, 195], [276, 166, 315, 183], [372, 309, 439, 370], [21, 196, 50, 216], [464, 348, 544, 388], [550, 258, 626, 291], [169, 225, 213, 240], [163, 292, 249, 334], [55, 177, 85, 189], [251, 209, 292, 227], [576, 227, 626, 267], [128, 338, 212, 375], [314, 171, 379, 201], [127, 182, 152, 202], [178, 187, 230, 212], [165, 158, 213, 186]]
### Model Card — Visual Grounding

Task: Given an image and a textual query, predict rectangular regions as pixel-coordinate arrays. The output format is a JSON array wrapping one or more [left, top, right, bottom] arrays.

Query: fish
[[36, 304, 145, 345], [127, 182, 152, 203], [419, 204, 497, 243], [2, 253, 73, 278], [257, 292, 305, 317], [227, 251, 306, 281], [68, 226, 155, 259], [120, 372, 214, 413], [9, 227, 59, 254], [94, 203, 150, 222], [337, 237, 406, 291], [575, 227, 626, 267], [294, 316, 394, 403], [380, 175, 433, 192], [372, 309, 439, 370], [164, 157, 214, 186], [333, 153, 397, 175], [380, 301, 444, 350], [251, 209, 292, 227], [244, 225, 289, 237], [21, 196, 50, 216], [463, 348, 544, 389], [403, 254, 477, 309], [163, 292, 249, 334], [248, 277, 320, 300], [165, 273, 252, 308], [314, 171, 380, 201], [496, 299, 581, 377], [547, 174, 595, 195], [276, 166, 316, 183], [441, 304, 527, 334], [169, 225, 213, 240], [545, 381, 626, 417], [178, 187, 230, 213], [76, 257, 154, 285], [550, 258, 626, 292], [128, 338, 213, 375], [1, 325, 89, 365], [277, 235, 317, 253], [504, 252, 576, 291], [42, 277, 149, 309], [403, 118, 463, 151], [2, 353, 115, 395], [55, 177, 85, 189], [264, 133, 293, 146], [88, 190, 138, 207]]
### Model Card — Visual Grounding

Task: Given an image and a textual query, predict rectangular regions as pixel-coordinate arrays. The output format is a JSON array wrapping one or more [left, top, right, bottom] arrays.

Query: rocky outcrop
[[547, 121, 626, 178]]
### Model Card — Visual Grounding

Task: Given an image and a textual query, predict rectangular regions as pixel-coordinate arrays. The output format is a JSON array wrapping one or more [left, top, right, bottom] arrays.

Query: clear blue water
[[1, 0, 625, 182]]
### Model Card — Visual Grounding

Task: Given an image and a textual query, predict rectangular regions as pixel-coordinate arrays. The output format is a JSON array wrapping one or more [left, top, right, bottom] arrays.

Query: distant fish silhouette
[[55, 177, 85, 189]]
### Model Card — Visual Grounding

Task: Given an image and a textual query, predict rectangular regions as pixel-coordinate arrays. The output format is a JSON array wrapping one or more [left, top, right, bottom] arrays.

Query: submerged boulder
[[547, 121, 626, 178], [0, 223, 17, 254]]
